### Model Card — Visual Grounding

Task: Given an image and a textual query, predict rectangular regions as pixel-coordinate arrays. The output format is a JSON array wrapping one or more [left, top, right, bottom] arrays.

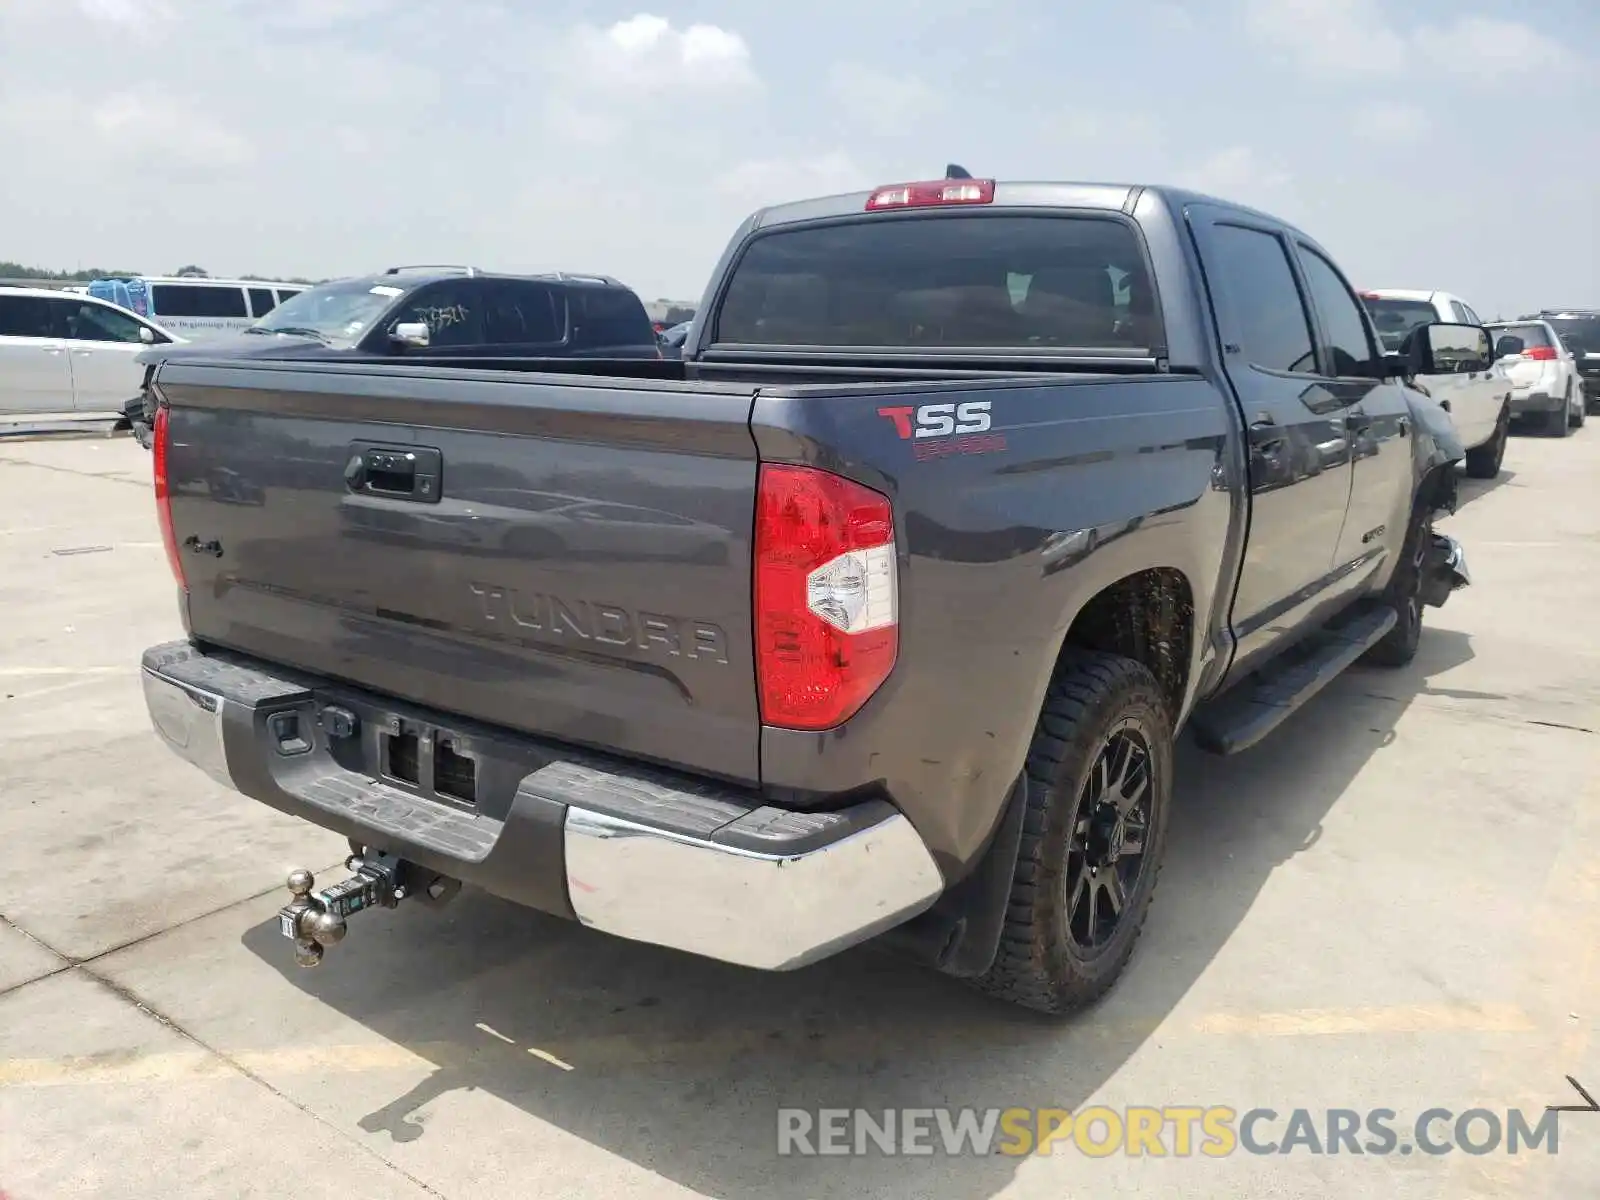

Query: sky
[[1, 0, 1596, 315]]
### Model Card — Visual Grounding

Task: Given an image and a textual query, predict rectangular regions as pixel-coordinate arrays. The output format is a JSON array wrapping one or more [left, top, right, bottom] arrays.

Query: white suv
[[1360, 288, 1511, 478], [0, 287, 184, 416], [1488, 319, 1584, 436]]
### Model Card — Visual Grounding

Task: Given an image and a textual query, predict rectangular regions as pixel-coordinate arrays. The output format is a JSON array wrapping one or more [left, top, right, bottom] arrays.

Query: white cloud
[[87, 92, 255, 167], [559, 14, 757, 96], [77, 0, 175, 24], [1351, 101, 1432, 145], [0, 87, 253, 172], [1148, 2, 1197, 33], [713, 153, 872, 209], [1054, 110, 1163, 148], [826, 65, 942, 136], [257, 0, 395, 30], [1177, 146, 1293, 205], [1241, 0, 1405, 77], [1243, 0, 1571, 84], [1414, 16, 1574, 80]]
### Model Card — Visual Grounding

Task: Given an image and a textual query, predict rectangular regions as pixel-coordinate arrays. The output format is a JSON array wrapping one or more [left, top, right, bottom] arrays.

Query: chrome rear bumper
[[141, 641, 943, 971]]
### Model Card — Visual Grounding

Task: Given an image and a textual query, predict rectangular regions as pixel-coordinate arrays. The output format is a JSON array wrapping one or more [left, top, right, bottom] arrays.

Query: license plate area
[[307, 685, 556, 824], [379, 715, 478, 811]]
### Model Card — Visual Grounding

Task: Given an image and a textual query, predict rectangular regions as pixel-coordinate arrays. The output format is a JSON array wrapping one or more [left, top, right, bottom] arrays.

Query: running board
[[1188, 605, 1398, 756]]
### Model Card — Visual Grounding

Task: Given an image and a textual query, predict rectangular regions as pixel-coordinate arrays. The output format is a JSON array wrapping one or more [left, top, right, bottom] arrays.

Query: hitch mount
[[278, 849, 452, 967]]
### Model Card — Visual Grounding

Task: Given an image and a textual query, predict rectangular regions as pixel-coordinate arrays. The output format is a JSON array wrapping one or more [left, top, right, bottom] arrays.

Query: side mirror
[[1493, 334, 1524, 360], [138, 325, 155, 345], [389, 321, 430, 349], [1404, 322, 1492, 377]]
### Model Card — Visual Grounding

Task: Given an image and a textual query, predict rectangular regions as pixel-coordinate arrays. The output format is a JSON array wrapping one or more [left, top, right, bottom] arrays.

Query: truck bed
[[154, 353, 1230, 872]]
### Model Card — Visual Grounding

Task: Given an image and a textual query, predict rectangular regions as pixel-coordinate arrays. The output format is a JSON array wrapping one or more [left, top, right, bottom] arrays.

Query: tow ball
[[277, 849, 457, 967]]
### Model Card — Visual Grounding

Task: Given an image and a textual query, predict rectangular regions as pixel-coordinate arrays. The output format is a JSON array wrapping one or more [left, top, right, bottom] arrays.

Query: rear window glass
[[1492, 324, 1551, 350], [569, 286, 653, 348], [1362, 297, 1440, 351], [714, 214, 1158, 351], [151, 284, 249, 318]]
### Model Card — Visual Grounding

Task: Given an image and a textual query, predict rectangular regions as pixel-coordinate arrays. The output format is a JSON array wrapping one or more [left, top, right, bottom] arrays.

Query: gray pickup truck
[[140, 175, 1475, 1014]]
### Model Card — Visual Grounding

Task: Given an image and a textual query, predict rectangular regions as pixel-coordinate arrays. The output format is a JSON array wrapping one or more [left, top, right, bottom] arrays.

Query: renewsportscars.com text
[[776, 1106, 1564, 1158]]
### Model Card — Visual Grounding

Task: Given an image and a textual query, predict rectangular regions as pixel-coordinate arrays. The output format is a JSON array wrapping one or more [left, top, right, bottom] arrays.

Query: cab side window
[[1206, 224, 1317, 374], [388, 281, 484, 347], [1296, 246, 1378, 379]]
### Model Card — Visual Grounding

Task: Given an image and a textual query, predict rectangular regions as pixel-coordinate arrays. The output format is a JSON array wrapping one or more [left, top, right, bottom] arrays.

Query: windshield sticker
[[370, 285, 404, 297]]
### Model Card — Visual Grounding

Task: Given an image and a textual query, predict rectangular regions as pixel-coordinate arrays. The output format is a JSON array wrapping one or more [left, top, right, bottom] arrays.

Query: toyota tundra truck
[[139, 175, 1474, 1014]]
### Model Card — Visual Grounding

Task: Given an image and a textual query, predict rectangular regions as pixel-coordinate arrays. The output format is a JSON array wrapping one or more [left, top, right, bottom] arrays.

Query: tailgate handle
[[345, 444, 442, 503]]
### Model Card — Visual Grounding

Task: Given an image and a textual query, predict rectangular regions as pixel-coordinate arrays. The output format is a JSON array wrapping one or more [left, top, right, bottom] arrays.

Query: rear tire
[[1544, 403, 1571, 437], [1571, 385, 1585, 429], [1364, 507, 1431, 668], [1463, 408, 1507, 479], [971, 651, 1173, 1016]]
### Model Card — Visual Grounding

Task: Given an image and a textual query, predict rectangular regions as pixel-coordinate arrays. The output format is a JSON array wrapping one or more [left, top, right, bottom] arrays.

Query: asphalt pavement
[[0, 427, 1596, 1199]]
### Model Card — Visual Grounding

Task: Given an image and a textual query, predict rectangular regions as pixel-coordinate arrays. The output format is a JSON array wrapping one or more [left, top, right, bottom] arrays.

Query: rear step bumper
[[140, 640, 943, 971]]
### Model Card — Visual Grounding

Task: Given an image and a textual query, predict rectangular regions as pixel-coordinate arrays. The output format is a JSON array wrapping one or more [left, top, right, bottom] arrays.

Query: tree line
[[0, 260, 323, 284]]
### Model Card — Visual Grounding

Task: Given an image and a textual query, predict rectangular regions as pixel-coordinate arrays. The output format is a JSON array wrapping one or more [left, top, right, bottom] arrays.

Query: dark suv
[[125, 266, 662, 441], [1528, 309, 1600, 412], [141, 266, 660, 365]]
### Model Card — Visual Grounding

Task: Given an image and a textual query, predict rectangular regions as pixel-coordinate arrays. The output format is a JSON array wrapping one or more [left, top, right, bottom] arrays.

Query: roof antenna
[[945, 163, 972, 179]]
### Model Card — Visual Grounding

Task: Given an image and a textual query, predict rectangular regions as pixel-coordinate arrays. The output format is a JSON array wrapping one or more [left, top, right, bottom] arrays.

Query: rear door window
[[248, 288, 278, 318], [150, 284, 249, 318], [1203, 224, 1316, 374], [569, 287, 653, 348], [480, 280, 563, 345], [714, 213, 1160, 351]]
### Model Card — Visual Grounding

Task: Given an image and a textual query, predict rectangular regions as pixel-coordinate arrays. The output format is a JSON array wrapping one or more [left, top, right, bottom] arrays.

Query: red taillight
[[1525, 346, 1557, 361], [754, 464, 898, 731], [152, 405, 187, 590], [866, 178, 995, 211]]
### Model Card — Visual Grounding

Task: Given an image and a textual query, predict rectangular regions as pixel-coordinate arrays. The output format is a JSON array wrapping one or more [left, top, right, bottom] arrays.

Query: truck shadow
[[240, 629, 1474, 1199], [1452, 467, 1516, 512]]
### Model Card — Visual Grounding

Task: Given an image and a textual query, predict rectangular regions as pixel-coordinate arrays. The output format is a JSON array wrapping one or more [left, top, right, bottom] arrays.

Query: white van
[[89, 276, 309, 341]]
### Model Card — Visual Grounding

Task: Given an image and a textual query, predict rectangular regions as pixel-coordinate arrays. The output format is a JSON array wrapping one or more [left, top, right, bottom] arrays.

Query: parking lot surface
[[1, 429, 1597, 1199]]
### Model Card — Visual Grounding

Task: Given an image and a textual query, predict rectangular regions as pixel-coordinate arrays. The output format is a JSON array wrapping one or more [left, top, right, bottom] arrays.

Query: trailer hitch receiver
[[278, 851, 414, 967]]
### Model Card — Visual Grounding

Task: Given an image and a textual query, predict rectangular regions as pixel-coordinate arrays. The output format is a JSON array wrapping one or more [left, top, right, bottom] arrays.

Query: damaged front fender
[[1420, 533, 1470, 608], [1405, 390, 1465, 517], [1403, 391, 1471, 607]]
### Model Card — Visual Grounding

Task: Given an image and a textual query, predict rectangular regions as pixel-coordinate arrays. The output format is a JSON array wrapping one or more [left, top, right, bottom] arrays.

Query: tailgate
[[155, 360, 763, 783]]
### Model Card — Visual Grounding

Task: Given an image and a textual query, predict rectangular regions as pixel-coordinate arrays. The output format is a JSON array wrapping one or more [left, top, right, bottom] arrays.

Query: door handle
[[345, 443, 442, 503]]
